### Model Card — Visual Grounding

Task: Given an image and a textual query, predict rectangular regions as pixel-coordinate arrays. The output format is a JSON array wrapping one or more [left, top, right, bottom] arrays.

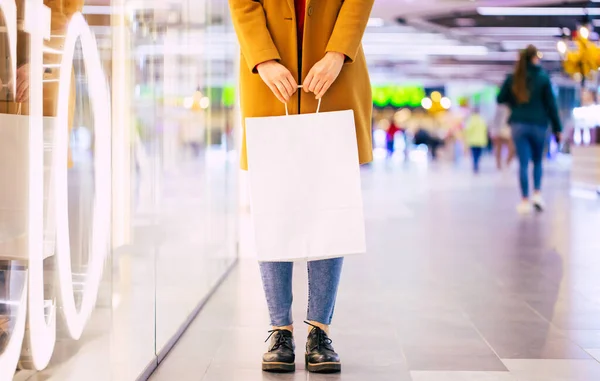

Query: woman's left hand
[[8, 64, 30, 103], [303, 52, 345, 99]]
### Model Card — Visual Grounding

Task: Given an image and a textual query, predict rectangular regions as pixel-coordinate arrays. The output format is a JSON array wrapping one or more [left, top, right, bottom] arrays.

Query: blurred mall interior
[[0, 0, 599, 380]]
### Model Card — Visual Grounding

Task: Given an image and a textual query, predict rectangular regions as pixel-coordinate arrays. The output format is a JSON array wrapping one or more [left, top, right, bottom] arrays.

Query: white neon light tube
[[24, 0, 56, 370], [54, 12, 112, 340]]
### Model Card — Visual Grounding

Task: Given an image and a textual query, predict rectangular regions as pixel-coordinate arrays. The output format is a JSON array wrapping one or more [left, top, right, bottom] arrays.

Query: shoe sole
[[262, 362, 296, 373], [305, 356, 341, 373]]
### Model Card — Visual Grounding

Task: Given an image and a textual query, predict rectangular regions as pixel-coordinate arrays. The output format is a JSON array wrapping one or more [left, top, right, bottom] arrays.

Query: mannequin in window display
[[0, 0, 84, 354]]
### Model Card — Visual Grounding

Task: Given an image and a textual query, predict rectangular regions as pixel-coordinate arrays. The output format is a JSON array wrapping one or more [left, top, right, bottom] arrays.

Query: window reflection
[[0, 0, 238, 379]]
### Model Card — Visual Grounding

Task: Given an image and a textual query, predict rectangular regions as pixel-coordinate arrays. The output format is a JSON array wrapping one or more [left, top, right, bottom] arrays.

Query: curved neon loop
[[25, 0, 56, 370], [54, 12, 112, 340]]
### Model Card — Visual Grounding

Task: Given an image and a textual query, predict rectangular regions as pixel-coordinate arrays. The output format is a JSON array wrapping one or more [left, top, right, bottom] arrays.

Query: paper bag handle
[[284, 85, 322, 116]]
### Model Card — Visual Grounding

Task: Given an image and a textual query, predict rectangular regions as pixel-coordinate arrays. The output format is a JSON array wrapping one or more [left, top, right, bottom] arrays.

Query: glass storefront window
[[0, 0, 238, 379]]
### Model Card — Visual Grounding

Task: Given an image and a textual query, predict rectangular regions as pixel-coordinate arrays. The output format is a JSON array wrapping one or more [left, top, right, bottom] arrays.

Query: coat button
[[308, 6, 313, 16]]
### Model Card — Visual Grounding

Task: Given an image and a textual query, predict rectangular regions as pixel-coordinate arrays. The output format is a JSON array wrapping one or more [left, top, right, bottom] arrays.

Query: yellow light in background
[[579, 25, 590, 40], [421, 97, 433, 110], [200, 96, 210, 109], [430, 91, 442, 102], [557, 40, 567, 55], [440, 97, 452, 109]]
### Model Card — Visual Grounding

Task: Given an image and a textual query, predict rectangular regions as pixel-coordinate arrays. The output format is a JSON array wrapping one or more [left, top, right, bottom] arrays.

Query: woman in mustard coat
[[229, 0, 374, 373]]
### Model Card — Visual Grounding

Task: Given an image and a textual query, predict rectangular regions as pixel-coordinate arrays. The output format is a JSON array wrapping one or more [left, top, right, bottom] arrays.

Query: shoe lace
[[264, 329, 293, 351], [304, 321, 333, 351]]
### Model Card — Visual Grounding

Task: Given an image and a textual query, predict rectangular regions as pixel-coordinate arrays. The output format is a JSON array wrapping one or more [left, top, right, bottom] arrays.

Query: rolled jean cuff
[[270, 315, 293, 327], [306, 313, 333, 326]]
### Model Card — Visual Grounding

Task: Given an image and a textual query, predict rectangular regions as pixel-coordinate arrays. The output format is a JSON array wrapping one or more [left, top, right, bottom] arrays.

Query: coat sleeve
[[497, 76, 512, 105], [228, 0, 281, 72], [325, 0, 374, 63], [542, 77, 563, 133]]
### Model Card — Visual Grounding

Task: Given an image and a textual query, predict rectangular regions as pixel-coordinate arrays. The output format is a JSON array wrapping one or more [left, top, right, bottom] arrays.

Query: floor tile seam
[[520, 304, 600, 359], [199, 357, 215, 381], [460, 309, 508, 370], [520, 300, 593, 352], [532, 262, 600, 310], [584, 349, 600, 365]]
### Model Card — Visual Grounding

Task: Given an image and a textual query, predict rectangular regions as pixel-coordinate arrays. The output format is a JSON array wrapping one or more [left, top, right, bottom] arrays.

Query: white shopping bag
[[245, 99, 366, 262], [0, 110, 57, 261]]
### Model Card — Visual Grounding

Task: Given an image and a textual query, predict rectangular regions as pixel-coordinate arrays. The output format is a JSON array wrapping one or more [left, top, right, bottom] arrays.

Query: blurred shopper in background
[[229, 0, 374, 374], [414, 127, 444, 160], [491, 104, 515, 170], [464, 107, 489, 174], [386, 117, 401, 156], [497, 45, 562, 214]]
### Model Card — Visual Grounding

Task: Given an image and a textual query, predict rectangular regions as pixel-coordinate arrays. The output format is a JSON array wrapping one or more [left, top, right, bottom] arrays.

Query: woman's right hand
[[256, 60, 297, 104]]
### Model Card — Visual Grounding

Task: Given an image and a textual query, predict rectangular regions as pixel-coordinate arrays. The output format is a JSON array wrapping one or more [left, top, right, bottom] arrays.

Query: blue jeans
[[511, 123, 548, 198], [259, 258, 344, 327], [470, 147, 483, 173]]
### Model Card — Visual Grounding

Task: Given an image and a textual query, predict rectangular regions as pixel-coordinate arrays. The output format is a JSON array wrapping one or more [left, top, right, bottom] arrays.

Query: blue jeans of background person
[[470, 147, 483, 173], [259, 258, 344, 327], [511, 123, 548, 198]]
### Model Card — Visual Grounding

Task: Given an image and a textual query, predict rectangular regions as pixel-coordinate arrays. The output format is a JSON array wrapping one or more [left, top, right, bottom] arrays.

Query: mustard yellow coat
[[229, 0, 375, 170]]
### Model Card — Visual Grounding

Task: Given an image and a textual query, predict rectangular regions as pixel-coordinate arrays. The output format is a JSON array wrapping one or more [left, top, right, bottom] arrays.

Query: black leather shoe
[[304, 321, 341, 373], [262, 329, 295, 372]]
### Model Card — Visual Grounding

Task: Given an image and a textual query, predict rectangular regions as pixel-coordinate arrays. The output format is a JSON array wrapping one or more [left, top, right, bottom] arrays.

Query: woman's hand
[[8, 64, 30, 103], [256, 60, 298, 104], [303, 52, 345, 99], [554, 131, 562, 144]]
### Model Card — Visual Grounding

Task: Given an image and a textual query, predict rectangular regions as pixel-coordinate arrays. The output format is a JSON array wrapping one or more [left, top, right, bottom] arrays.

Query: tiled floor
[[150, 159, 600, 381]]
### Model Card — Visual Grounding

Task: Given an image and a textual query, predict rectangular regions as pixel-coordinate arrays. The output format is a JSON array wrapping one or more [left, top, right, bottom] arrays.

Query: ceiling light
[[440, 97, 452, 109], [501, 40, 558, 50], [477, 7, 600, 16], [579, 25, 590, 39], [421, 98, 432, 110], [364, 45, 488, 56], [200, 96, 210, 109], [557, 40, 567, 55], [459, 27, 562, 36]]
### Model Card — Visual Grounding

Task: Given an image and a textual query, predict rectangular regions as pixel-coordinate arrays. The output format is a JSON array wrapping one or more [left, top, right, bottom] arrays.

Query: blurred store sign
[[372, 85, 426, 108]]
